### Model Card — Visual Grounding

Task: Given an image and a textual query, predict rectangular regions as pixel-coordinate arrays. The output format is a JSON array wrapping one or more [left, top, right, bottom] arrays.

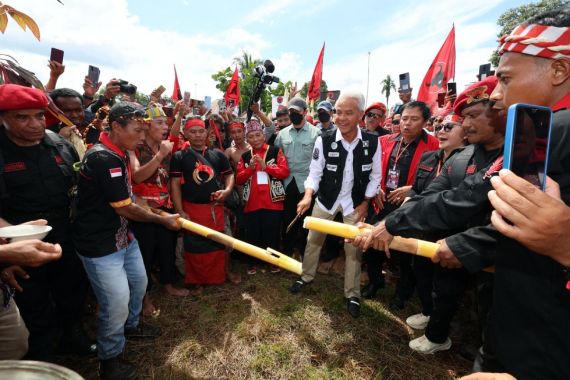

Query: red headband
[[184, 119, 205, 130], [499, 24, 570, 59], [228, 121, 244, 130]]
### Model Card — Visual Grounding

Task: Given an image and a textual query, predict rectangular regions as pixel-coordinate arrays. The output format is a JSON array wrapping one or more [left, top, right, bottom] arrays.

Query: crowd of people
[[0, 6, 568, 380]]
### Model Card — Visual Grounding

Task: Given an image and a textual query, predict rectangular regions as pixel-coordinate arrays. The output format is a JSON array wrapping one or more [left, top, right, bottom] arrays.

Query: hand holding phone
[[50, 48, 64, 64], [87, 65, 100, 88]]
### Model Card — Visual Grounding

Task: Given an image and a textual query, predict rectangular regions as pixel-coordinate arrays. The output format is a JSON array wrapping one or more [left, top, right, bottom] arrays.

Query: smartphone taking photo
[[503, 103, 553, 190], [50, 48, 64, 64], [87, 65, 100, 87]]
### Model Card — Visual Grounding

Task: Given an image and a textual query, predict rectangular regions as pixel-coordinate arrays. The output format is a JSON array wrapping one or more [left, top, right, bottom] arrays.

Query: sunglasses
[[366, 112, 384, 119], [118, 109, 146, 119], [435, 123, 458, 133]]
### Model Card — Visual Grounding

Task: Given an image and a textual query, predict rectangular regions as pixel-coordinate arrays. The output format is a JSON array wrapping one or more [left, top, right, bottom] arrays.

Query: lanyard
[[392, 138, 411, 170]]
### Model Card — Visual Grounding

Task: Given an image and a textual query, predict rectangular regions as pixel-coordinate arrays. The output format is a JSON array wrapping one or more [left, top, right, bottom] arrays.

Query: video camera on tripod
[[246, 59, 279, 121]]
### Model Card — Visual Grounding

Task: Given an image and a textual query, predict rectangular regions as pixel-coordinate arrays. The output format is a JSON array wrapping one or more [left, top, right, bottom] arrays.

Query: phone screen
[[447, 82, 457, 96], [50, 48, 64, 64], [437, 92, 445, 107], [88, 65, 100, 85], [507, 105, 551, 189]]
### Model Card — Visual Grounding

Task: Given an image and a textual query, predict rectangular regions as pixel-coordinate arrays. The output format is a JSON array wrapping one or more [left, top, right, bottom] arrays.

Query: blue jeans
[[78, 239, 147, 360]]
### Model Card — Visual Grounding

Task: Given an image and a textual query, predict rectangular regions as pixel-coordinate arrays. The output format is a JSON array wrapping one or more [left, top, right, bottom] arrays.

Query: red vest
[[380, 132, 439, 191]]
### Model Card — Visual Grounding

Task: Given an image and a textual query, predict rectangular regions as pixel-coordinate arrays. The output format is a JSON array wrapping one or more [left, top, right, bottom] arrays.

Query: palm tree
[[380, 74, 397, 109], [232, 51, 261, 72]]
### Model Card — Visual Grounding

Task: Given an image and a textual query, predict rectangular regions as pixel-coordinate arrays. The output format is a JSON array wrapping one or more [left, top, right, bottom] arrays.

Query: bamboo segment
[[158, 210, 302, 275]]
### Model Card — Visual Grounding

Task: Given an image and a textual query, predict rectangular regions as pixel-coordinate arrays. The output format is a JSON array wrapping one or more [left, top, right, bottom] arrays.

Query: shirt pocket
[[301, 142, 314, 160], [281, 140, 293, 157]]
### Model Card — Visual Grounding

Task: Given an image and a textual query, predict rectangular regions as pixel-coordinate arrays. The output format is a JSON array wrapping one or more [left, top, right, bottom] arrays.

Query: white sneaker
[[406, 313, 430, 330], [409, 335, 452, 354]]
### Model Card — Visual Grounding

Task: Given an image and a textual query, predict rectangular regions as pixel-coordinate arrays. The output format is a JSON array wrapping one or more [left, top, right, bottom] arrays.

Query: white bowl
[[0, 225, 53, 242]]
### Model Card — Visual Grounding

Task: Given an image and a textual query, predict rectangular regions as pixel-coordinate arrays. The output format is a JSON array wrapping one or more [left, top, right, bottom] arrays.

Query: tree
[[0, 2, 41, 41], [380, 74, 397, 109], [299, 80, 328, 101], [490, 0, 569, 66]]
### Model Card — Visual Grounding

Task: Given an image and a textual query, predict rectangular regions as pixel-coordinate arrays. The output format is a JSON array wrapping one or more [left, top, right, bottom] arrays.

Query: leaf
[[0, 12, 7, 34], [7, 7, 40, 41]]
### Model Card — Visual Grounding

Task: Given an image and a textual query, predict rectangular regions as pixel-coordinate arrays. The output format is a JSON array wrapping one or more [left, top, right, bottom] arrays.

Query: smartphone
[[219, 99, 227, 113], [50, 48, 64, 64], [87, 65, 100, 86], [447, 82, 457, 97], [153, 85, 166, 98], [163, 106, 173, 118], [479, 63, 491, 80], [503, 103, 553, 190], [437, 92, 445, 108], [183, 91, 191, 107], [399, 72, 410, 91]]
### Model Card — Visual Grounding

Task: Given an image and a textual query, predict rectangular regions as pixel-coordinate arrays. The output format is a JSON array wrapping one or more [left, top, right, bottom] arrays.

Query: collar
[[293, 121, 311, 132], [334, 127, 362, 143], [553, 93, 570, 111], [392, 130, 427, 144], [99, 132, 126, 158], [252, 143, 268, 154]]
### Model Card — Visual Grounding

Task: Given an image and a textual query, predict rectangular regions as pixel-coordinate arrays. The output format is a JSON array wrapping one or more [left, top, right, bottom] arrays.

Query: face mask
[[289, 111, 304, 125], [318, 112, 331, 123]]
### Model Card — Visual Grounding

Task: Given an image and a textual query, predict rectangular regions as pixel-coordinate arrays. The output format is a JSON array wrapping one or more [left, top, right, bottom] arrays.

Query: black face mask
[[318, 112, 331, 123], [289, 111, 304, 125]]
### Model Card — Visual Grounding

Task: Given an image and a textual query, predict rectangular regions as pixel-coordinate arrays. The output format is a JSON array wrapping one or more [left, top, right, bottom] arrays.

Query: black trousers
[[281, 180, 310, 256], [131, 220, 179, 291], [424, 266, 469, 344], [412, 256, 435, 316], [14, 217, 87, 360], [244, 209, 282, 266]]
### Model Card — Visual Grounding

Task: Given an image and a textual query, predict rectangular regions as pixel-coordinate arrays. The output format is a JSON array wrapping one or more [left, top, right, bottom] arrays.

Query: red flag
[[417, 26, 456, 108], [172, 64, 182, 101], [225, 67, 241, 109], [307, 43, 325, 102]]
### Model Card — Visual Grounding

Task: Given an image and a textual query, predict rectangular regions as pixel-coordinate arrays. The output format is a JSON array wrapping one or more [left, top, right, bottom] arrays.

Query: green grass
[[59, 261, 473, 379]]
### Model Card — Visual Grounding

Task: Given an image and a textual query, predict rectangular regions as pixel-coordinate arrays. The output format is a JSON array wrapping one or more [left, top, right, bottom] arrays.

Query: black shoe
[[361, 281, 385, 299], [289, 279, 310, 294], [59, 325, 97, 356], [346, 297, 361, 318], [99, 356, 138, 380], [389, 295, 405, 311], [124, 322, 161, 339]]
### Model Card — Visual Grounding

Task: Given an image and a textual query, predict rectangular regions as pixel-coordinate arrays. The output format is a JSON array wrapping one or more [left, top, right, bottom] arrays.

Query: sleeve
[[445, 224, 499, 273], [384, 164, 492, 237], [303, 136, 325, 193], [169, 151, 183, 178], [216, 151, 233, 176], [263, 123, 276, 141], [169, 134, 181, 153], [364, 142, 382, 198], [236, 156, 254, 185], [274, 132, 283, 150], [265, 148, 290, 180], [90, 153, 131, 207]]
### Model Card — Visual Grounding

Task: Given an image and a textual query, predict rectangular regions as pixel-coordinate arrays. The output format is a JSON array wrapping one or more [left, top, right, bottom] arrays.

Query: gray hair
[[336, 91, 366, 112]]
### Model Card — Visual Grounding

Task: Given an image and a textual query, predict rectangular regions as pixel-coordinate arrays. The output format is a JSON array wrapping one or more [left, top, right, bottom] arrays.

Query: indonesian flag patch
[[109, 168, 123, 178]]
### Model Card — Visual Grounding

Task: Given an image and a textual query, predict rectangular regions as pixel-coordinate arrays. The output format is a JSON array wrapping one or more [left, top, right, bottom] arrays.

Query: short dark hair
[[276, 109, 289, 117], [49, 88, 83, 104], [402, 101, 431, 121], [525, 5, 570, 27], [207, 113, 224, 128]]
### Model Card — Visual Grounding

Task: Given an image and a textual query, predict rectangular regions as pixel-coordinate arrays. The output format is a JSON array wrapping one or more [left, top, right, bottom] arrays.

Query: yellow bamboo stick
[[156, 210, 302, 275]]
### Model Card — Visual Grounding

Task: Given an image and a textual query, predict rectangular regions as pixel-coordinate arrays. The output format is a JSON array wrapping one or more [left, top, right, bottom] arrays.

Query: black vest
[[241, 145, 286, 203], [317, 130, 378, 210]]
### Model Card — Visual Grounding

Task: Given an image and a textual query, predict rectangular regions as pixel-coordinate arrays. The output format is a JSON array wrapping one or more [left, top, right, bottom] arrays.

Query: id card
[[257, 171, 269, 185], [386, 168, 400, 190]]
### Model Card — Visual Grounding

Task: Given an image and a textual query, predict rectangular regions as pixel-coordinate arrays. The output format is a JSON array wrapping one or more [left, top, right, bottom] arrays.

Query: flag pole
[[366, 51, 371, 106]]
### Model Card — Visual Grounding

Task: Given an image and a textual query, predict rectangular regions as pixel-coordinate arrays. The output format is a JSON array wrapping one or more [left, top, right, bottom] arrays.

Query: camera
[[247, 60, 279, 121], [254, 60, 280, 85], [117, 79, 137, 95]]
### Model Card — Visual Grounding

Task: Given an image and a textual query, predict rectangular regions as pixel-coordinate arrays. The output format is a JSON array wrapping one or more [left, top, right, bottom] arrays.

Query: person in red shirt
[[236, 119, 289, 274]]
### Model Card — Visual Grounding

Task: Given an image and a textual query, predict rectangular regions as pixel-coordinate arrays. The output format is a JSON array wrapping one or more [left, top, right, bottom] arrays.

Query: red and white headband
[[499, 24, 570, 59]]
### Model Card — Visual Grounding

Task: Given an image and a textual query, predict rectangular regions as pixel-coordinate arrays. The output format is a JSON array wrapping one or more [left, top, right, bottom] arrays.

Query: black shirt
[[385, 132, 426, 190], [170, 147, 232, 204], [74, 135, 133, 258], [0, 127, 75, 223]]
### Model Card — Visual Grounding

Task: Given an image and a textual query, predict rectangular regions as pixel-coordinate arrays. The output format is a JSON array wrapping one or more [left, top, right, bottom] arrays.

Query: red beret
[[365, 102, 387, 115], [453, 76, 498, 116], [0, 84, 49, 111]]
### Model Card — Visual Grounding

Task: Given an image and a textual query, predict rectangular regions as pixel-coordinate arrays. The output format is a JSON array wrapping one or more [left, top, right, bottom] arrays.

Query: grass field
[[60, 259, 475, 380]]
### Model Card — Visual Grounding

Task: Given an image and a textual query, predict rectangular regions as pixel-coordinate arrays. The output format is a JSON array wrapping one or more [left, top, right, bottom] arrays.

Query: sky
[[2, 0, 529, 108]]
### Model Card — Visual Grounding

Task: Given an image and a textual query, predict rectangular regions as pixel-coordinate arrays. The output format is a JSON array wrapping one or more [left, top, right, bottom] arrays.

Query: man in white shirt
[[289, 92, 381, 318]]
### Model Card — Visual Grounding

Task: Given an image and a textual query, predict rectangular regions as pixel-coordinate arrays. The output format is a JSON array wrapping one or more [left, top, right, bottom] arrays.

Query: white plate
[[0, 225, 53, 242]]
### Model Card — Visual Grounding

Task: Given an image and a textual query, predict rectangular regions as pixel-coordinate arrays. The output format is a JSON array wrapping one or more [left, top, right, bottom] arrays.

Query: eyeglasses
[[366, 112, 384, 119], [435, 123, 458, 133]]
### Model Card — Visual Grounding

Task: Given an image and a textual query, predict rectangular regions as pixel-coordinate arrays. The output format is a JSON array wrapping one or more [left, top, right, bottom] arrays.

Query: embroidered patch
[[54, 155, 64, 165], [483, 157, 503, 180], [328, 152, 339, 158], [326, 164, 337, 172], [362, 164, 372, 171], [362, 140, 369, 148], [109, 168, 122, 178], [4, 162, 26, 173], [331, 142, 338, 150], [313, 147, 320, 160], [466, 165, 477, 175], [364, 149, 368, 156], [419, 164, 434, 172]]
